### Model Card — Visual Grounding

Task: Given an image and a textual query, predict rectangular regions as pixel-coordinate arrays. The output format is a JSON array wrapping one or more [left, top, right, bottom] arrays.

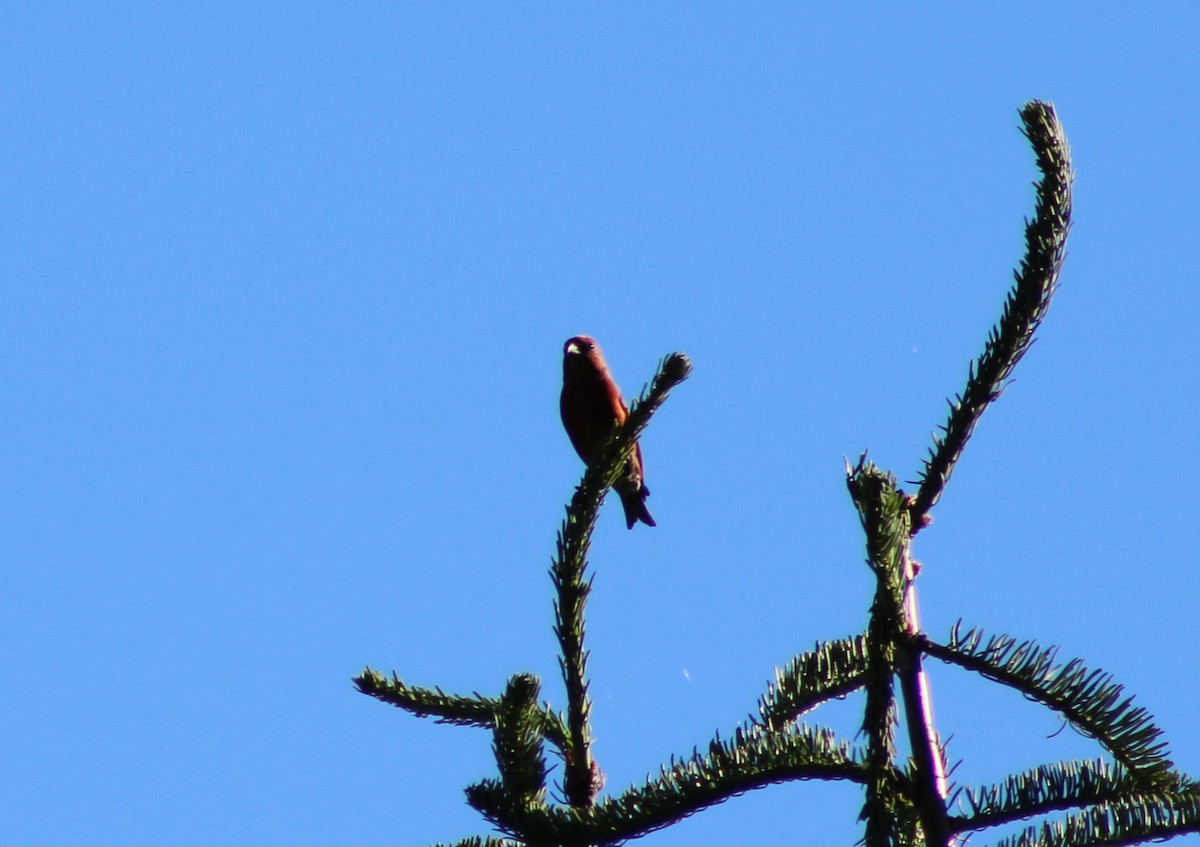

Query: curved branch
[[552, 351, 692, 807], [925, 626, 1173, 784], [912, 100, 1074, 525]]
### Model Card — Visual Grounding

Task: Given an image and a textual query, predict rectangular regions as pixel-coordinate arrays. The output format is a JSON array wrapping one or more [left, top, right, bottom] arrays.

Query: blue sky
[[2, 5, 1198, 845]]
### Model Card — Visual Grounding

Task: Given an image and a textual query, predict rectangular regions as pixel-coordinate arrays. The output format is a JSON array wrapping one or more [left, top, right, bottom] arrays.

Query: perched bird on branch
[[560, 335, 656, 529]]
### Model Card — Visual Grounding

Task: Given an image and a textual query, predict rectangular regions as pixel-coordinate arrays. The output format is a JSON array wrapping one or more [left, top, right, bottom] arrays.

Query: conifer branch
[[951, 760, 1134, 835], [434, 838, 522, 847], [353, 669, 497, 728], [849, 456, 952, 847], [552, 352, 692, 808], [492, 674, 549, 807], [352, 669, 571, 753], [848, 457, 935, 847], [468, 723, 863, 845], [757, 635, 870, 729], [911, 100, 1073, 526], [926, 626, 1174, 784], [994, 784, 1200, 847]]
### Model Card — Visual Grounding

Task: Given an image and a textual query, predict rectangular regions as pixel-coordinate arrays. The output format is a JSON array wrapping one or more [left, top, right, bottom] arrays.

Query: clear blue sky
[[2, 5, 1197, 845]]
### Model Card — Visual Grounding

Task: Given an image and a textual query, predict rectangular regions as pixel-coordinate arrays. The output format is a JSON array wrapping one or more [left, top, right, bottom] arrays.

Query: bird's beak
[[565, 341, 582, 355]]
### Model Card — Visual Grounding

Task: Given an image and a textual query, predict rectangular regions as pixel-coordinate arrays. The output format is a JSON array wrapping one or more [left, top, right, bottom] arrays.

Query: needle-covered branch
[[757, 635, 870, 729], [925, 626, 1174, 785], [848, 457, 950, 847], [467, 722, 864, 846], [353, 669, 498, 728], [951, 760, 1136, 835], [552, 351, 692, 807], [492, 674, 549, 807], [912, 100, 1073, 525], [847, 458, 916, 847], [433, 837, 523, 847], [353, 669, 570, 753], [995, 785, 1200, 847]]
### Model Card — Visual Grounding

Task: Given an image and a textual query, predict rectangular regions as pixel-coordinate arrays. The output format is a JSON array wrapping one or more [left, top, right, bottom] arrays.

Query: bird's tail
[[616, 482, 656, 529]]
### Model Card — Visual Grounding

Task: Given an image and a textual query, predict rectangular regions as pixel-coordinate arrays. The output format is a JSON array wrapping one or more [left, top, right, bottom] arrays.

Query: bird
[[560, 335, 656, 529]]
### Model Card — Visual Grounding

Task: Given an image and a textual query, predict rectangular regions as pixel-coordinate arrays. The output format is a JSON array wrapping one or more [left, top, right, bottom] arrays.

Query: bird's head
[[563, 335, 608, 375], [564, 336, 598, 357]]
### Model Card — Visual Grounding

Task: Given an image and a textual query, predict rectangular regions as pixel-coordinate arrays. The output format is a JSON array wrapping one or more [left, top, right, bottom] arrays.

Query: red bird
[[560, 336, 656, 529]]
